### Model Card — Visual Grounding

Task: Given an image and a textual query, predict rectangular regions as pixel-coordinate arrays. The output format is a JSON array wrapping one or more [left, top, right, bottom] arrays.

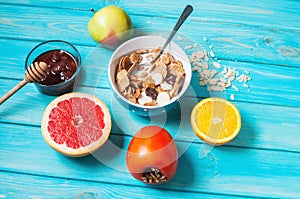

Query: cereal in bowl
[[115, 48, 185, 106]]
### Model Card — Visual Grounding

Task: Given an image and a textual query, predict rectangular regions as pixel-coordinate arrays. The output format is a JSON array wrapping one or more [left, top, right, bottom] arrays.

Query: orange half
[[190, 98, 241, 145]]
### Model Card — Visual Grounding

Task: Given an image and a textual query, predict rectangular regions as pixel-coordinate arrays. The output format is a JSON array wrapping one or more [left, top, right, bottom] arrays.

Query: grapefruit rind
[[190, 98, 241, 145], [41, 92, 112, 157]]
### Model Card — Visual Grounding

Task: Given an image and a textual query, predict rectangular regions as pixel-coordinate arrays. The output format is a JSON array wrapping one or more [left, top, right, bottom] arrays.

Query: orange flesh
[[195, 101, 238, 140]]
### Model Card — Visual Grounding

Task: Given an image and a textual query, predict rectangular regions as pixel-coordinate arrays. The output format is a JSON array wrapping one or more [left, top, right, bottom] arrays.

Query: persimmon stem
[[141, 167, 167, 184]]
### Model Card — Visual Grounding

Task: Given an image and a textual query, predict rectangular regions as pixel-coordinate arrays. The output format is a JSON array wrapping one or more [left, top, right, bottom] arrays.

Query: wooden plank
[[0, 172, 243, 199], [0, 1, 299, 198], [0, 82, 299, 153], [0, 123, 299, 198], [0, 4, 299, 67], [0, 39, 300, 108], [0, 0, 299, 31]]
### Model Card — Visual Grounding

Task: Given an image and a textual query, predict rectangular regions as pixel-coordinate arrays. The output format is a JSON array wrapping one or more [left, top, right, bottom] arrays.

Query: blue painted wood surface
[[0, 0, 300, 198]]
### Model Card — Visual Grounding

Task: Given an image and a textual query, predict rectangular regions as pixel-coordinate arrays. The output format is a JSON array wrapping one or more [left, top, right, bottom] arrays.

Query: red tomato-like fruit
[[126, 126, 178, 184]]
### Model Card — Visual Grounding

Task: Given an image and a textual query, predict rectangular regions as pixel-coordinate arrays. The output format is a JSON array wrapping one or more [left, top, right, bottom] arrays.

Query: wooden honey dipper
[[0, 62, 48, 105]]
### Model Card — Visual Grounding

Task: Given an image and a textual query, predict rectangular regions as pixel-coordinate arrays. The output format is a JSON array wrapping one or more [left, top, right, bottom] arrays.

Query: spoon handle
[[174, 5, 193, 31], [152, 5, 193, 63], [0, 79, 28, 105]]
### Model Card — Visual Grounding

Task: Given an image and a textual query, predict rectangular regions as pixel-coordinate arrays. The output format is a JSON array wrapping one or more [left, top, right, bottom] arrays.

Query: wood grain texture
[[1, 0, 299, 30], [1, 172, 243, 199], [1, 0, 300, 198], [0, 83, 300, 153], [0, 4, 299, 67], [1, 39, 300, 108], [0, 123, 299, 198]]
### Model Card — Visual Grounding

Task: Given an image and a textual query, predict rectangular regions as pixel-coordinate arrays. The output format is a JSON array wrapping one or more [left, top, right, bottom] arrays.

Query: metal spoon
[[0, 62, 48, 105], [151, 4, 193, 63]]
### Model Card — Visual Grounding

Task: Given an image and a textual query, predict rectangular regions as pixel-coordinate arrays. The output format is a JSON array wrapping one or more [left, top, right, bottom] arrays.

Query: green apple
[[88, 6, 133, 49]]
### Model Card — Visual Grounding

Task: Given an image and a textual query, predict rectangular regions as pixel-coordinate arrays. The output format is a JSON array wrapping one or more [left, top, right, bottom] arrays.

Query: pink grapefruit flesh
[[41, 92, 111, 157]]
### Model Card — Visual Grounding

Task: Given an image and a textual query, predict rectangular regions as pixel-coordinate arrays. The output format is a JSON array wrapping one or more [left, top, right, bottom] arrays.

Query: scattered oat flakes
[[177, 36, 184, 41], [185, 45, 193, 50], [189, 38, 253, 94], [221, 66, 227, 75], [244, 70, 250, 74], [212, 62, 221, 68], [232, 85, 239, 92], [230, 94, 235, 100], [243, 83, 249, 88]]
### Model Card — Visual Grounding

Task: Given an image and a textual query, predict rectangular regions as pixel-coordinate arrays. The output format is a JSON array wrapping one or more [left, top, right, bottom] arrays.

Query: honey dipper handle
[[0, 79, 28, 105]]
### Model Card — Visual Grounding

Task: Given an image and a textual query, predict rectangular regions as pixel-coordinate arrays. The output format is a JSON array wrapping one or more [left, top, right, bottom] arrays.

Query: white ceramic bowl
[[108, 35, 191, 116]]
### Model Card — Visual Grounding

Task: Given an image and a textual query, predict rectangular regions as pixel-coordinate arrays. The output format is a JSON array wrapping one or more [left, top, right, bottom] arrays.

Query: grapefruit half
[[41, 92, 111, 157]]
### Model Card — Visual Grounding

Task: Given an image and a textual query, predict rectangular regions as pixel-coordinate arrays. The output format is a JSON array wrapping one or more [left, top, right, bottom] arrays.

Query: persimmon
[[126, 126, 178, 184]]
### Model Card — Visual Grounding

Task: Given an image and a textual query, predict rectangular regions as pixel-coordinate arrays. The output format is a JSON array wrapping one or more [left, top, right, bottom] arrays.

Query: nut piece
[[152, 72, 163, 85], [157, 92, 170, 106]]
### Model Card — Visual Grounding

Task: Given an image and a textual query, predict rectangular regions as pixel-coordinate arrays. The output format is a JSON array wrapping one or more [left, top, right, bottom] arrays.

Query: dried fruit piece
[[165, 73, 177, 85], [145, 87, 158, 100]]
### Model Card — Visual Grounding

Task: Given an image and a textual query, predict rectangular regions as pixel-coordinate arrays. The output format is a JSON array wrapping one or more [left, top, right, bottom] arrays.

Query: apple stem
[[90, 8, 96, 14]]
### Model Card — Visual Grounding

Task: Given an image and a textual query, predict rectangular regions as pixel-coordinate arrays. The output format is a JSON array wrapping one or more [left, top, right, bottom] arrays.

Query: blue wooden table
[[1, 0, 300, 198]]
